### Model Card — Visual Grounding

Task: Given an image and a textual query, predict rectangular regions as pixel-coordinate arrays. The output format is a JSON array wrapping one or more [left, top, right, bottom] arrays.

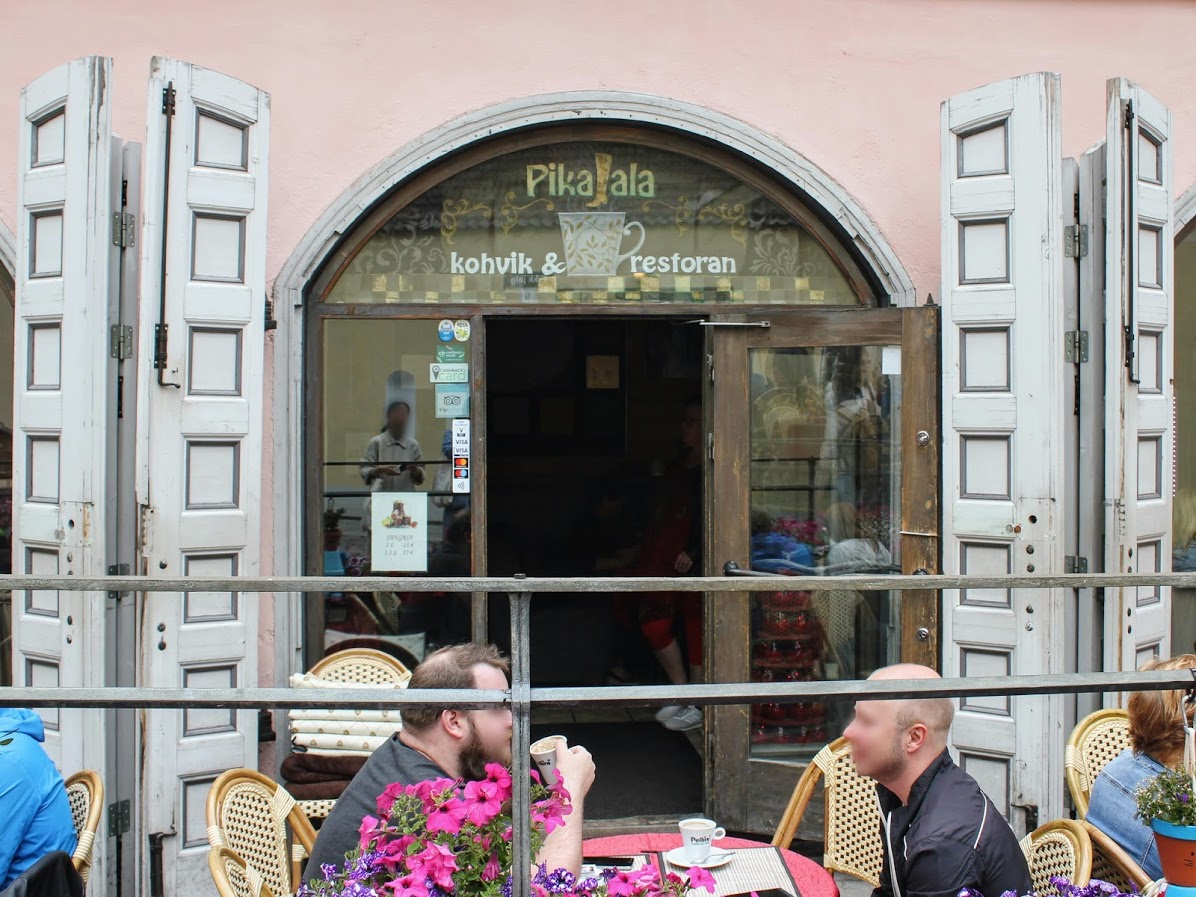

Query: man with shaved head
[[844, 664, 1030, 897]]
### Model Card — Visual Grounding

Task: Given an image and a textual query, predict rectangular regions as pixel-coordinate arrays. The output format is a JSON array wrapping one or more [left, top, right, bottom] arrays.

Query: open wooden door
[[706, 306, 938, 836]]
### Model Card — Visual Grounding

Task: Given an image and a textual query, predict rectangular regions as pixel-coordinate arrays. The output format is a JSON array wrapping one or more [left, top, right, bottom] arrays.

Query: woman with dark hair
[[1087, 653, 1196, 880]]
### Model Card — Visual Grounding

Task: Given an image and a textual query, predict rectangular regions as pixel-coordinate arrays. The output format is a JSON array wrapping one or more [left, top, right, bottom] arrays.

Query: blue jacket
[[0, 709, 78, 890], [1087, 749, 1164, 880]]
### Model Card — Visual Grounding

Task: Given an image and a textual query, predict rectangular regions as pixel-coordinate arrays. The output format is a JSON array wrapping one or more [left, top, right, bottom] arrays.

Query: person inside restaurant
[[845, 664, 1031, 897], [632, 398, 704, 732], [1087, 653, 1196, 881]]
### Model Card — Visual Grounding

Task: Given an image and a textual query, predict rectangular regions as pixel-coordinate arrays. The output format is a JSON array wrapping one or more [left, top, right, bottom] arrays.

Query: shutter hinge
[[1064, 224, 1088, 258], [110, 324, 133, 360], [264, 296, 277, 332], [707, 353, 714, 384], [153, 323, 169, 370], [161, 83, 176, 117], [111, 211, 135, 248], [707, 432, 714, 463], [1064, 330, 1089, 364], [1124, 100, 1134, 131], [106, 564, 130, 602], [108, 799, 131, 837], [1065, 556, 1089, 574]]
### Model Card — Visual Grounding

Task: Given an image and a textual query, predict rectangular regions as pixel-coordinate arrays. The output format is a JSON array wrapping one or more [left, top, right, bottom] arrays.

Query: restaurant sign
[[329, 140, 862, 307]]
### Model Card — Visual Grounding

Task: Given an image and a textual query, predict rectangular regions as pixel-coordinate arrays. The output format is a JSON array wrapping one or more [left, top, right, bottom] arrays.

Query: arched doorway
[[275, 96, 933, 832]]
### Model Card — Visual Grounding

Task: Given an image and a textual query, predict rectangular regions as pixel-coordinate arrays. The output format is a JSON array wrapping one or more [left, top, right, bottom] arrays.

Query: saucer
[[663, 847, 734, 870]]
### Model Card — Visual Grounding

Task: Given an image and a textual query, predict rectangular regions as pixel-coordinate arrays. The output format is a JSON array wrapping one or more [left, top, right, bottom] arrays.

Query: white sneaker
[[662, 706, 702, 731], [655, 705, 682, 723]]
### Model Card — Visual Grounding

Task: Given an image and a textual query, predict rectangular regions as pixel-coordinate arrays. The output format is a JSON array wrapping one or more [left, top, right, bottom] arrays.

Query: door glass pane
[[748, 345, 901, 760], [318, 318, 474, 668]]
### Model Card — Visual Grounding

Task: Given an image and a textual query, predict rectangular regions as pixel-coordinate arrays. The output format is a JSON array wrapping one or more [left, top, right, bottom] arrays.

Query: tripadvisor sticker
[[437, 319, 454, 343], [453, 319, 471, 342]]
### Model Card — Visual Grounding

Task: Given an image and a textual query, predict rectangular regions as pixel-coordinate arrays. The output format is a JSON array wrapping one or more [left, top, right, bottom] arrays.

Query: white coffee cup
[[531, 734, 568, 786], [679, 817, 726, 863]]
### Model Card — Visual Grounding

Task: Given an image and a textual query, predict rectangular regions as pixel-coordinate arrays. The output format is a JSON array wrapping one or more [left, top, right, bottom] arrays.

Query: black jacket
[[0, 852, 82, 897], [874, 750, 1032, 897]]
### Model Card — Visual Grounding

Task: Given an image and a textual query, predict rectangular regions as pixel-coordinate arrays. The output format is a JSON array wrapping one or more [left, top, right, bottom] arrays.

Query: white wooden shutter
[[12, 57, 116, 780], [1103, 79, 1173, 672], [941, 72, 1067, 833], [135, 58, 269, 897]]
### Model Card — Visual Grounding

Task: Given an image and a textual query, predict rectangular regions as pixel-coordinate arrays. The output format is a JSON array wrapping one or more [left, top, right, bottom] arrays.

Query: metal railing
[[2, 570, 1196, 897]]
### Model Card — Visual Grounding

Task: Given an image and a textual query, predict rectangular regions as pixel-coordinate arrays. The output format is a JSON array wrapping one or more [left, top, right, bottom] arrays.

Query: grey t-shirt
[[302, 735, 448, 883]]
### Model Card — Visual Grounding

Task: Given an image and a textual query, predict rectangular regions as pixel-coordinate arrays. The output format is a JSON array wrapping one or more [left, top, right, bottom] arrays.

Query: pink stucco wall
[[2, 0, 1195, 689], [3, 0, 1196, 292]]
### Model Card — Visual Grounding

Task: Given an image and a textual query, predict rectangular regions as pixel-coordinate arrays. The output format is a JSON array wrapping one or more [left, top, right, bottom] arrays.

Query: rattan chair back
[[771, 736, 883, 887], [1019, 819, 1093, 896], [64, 770, 104, 886], [1065, 709, 1131, 818], [206, 768, 317, 896]]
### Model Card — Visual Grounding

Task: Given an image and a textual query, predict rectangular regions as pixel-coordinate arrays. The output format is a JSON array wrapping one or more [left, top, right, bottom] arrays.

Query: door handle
[[685, 320, 771, 328]]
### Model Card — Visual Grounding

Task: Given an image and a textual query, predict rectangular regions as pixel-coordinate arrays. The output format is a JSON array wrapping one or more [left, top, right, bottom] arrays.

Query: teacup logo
[[557, 212, 645, 276]]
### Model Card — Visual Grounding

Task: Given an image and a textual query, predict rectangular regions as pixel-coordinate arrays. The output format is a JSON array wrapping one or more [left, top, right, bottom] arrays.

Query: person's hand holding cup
[[679, 817, 726, 863], [531, 735, 568, 786]]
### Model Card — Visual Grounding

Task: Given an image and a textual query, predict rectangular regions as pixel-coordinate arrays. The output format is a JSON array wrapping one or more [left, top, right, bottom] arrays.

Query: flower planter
[[1151, 818, 1196, 887]]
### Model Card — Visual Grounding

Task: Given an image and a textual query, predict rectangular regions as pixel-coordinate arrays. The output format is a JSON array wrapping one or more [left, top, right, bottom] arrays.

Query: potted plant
[[301, 763, 717, 897], [1136, 765, 1196, 887], [324, 502, 346, 551]]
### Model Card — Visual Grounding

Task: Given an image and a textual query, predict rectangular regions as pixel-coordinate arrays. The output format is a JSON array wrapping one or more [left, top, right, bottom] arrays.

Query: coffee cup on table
[[531, 735, 568, 786], [679, 817, 726, 863]]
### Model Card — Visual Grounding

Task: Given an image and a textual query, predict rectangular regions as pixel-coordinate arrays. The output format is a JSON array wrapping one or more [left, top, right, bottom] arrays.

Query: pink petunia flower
[[481, 851, 502, 882], [407, 842, 458, 891], [376, 782, 409, 815], [686, 867, 717, 893], [387, 871, 429, 897], [426, 797, 467, 835], [485, 763, 513, 797], [357, 814, 380, 849], [462, 779, 504, 827], [377, 834, 415, 869]]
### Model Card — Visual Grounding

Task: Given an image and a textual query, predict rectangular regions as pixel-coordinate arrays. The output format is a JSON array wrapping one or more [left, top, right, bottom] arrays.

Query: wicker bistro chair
[[309, 647, 412, 686], [206, 769, 317, 897], [209, 846, 277, 897], [1066, 709, 1131, 818], [64, 770, 104, 886], [1019, 819, 1093, 896], [771, 737, 883, 887], [1081, 821, 1152, 893], [291, 647, 411, 822]]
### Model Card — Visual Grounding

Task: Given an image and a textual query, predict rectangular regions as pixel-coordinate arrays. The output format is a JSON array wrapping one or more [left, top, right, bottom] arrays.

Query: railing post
[[510, 590, 533, 897]]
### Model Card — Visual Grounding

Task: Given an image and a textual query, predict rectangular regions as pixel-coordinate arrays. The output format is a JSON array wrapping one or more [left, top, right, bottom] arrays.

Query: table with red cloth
[[582, 834, 839, 897]]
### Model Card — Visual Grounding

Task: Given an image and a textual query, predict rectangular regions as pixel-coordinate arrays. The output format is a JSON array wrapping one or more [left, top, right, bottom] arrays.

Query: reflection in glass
[[748, 346, 901, 759], [319, 319, 472, 669]]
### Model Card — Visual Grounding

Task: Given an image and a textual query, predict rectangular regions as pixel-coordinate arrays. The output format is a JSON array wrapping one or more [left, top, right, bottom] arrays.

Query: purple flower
[[1180, 792, 1190, 803]]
